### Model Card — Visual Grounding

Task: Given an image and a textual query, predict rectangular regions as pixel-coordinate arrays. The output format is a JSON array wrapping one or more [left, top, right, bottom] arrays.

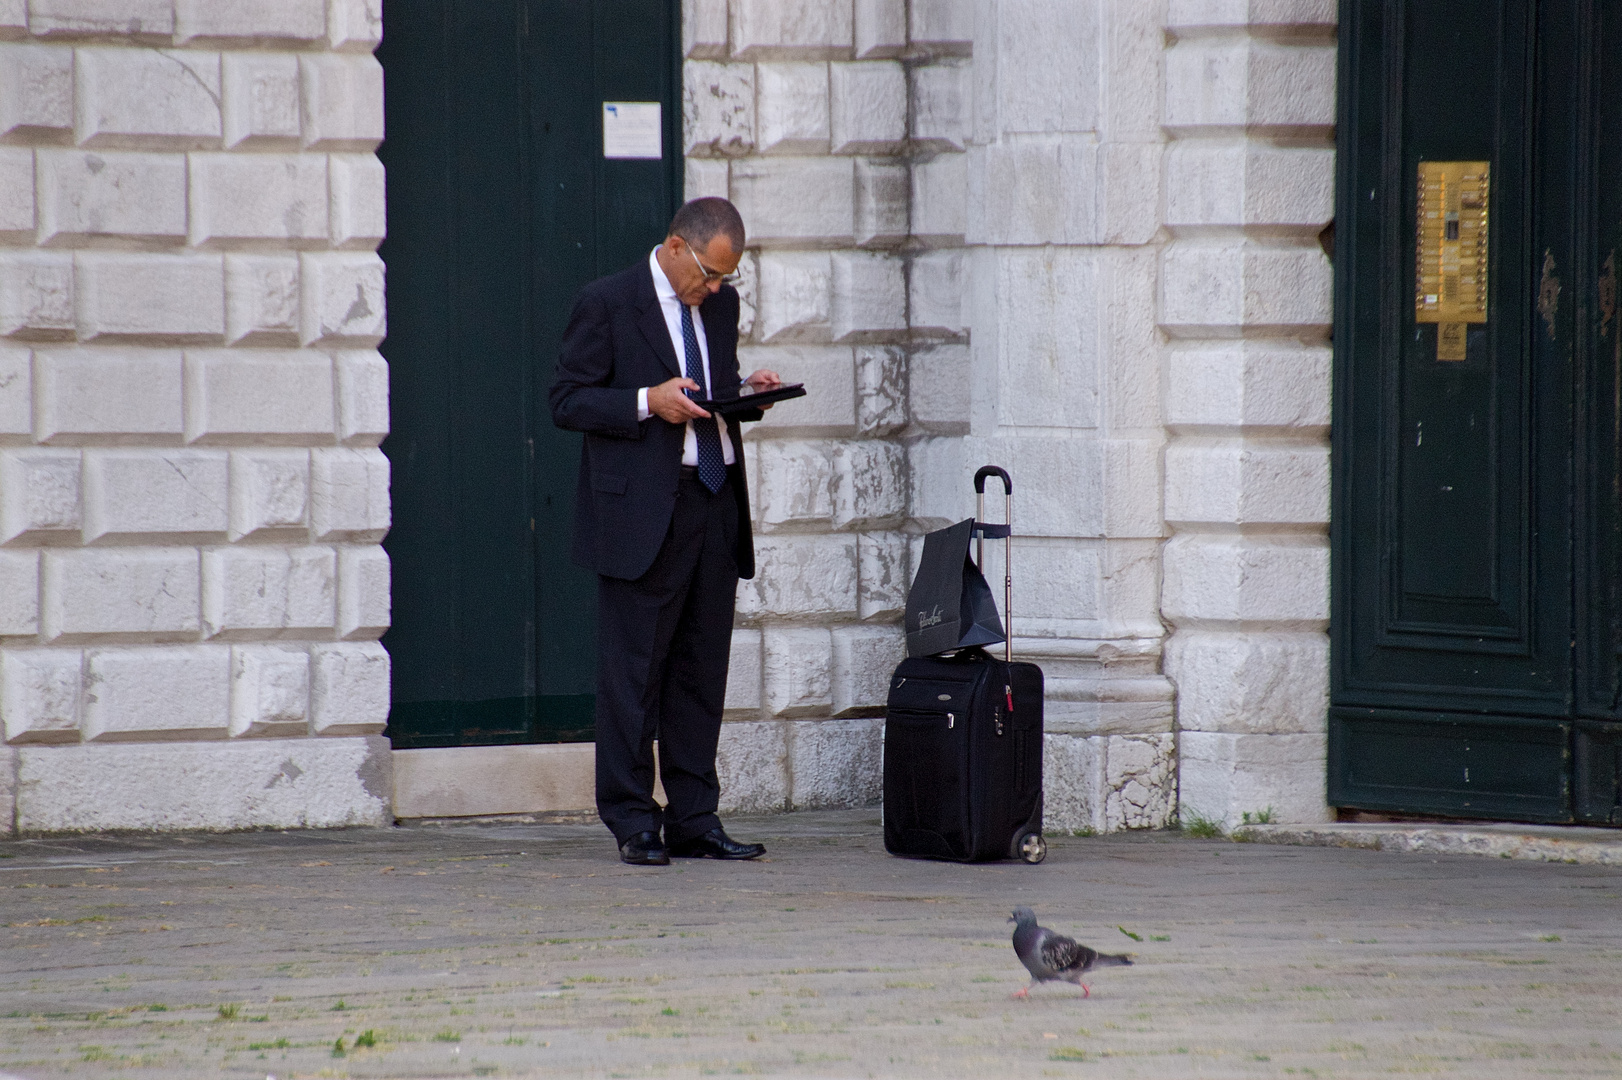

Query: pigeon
[[1008, 906, 1132, 999]]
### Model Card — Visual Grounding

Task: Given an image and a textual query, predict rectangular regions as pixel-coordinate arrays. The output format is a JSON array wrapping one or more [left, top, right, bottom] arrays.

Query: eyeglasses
[[685, 242, 740, 286]]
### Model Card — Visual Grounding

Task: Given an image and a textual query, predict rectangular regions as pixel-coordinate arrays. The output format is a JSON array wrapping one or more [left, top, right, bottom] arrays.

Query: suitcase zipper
[[947, 712, 954, 729], [993, 683, 1012, 736]]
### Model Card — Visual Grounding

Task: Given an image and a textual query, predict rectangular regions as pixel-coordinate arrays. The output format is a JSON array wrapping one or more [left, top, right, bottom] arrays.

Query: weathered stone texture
[[0, 447, 81, 542], [309, 641, 388, 735], [1178, 730, 1333, 829], [0, 9, 391, 833], [34, 347, 183, 443], [221, 52, 301, 149], [1, 647, 80, 744], [0, 43, 73, 139], [229, 643, 311, 737], [174, 0, 326, 45], [0, 346, 31, 438], [1166, 630, 1328, 735], [82, 645, 230, 741], [853, 0, 904, 59], [202, 545, 336, 640], [764, 626, 832, 717], [42, 547, 201, 641], [731, 0, 853, 61], [715, 720, 789, 813], [74, 47, 221, 149], [1043, 732, 1176, 834], [787, 716, 881, 808], [81, 448, 229, 542], [37, 149, 187, 245], [1159, 12, 1335, 827], [184, 350, 335, 444], [0, 549, 39, 636], [14, 736, 393, 831], [756, 62, 829, 155]]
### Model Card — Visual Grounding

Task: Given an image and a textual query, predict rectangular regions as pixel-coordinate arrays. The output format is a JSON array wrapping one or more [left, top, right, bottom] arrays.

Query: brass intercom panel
[[1415, 161, 1490, 360]]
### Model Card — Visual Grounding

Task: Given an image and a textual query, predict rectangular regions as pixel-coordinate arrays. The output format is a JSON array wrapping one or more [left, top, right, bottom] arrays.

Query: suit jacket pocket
[[591, 470, 628, 495]]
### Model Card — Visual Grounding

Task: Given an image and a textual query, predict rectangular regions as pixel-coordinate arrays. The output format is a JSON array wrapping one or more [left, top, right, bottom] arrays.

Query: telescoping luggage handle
[[973, 466, 1013, 663]]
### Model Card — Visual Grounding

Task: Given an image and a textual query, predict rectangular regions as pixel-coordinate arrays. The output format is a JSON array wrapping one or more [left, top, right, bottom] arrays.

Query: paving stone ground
[[2, 809, 1619, 1080]]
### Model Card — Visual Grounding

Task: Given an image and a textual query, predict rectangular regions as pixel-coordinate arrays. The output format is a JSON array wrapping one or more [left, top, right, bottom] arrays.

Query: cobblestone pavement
[[2, 810, 1619, 1079]]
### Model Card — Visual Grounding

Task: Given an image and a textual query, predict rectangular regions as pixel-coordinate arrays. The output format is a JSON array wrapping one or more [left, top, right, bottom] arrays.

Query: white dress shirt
[[636, 247, 735, 467]]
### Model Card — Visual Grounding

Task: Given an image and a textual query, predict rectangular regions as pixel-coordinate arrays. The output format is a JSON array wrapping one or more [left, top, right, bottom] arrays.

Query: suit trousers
[[594, 467, 740, 846]]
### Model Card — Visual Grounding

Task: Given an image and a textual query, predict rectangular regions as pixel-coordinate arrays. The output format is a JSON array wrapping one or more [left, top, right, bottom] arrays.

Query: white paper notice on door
[[602, 102, 662, 159]]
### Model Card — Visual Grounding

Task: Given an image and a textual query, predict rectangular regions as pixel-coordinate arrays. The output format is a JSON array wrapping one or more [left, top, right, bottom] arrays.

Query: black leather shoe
[[668, 826, 765, 860], [618, 831, 670, 866]]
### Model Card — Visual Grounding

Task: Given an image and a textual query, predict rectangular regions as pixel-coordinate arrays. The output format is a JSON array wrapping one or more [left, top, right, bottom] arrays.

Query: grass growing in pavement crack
[[1178, 810, 1225, 839]]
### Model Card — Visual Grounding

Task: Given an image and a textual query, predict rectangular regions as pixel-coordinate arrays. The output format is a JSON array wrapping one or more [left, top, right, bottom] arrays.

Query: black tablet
[[690, 382, 807, 413]]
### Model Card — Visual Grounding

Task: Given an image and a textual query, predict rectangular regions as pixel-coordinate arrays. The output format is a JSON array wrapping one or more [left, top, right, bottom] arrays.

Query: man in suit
[[550, 198, 780, 866]]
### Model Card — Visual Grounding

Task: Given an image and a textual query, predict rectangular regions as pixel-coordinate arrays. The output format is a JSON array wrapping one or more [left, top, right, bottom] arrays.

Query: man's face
[[666, 233, 741, 307]]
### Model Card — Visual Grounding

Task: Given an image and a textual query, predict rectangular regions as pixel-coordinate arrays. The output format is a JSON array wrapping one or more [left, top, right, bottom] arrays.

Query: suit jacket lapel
[[635, 261, 683, 380]]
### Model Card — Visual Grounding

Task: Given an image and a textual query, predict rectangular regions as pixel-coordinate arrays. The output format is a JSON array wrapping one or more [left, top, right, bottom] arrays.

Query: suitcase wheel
[[1016, 831, 1047, 864]]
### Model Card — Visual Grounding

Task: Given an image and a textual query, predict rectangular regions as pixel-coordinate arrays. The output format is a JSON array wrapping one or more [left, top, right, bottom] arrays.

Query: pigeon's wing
[[1039, 932, 1098, 978]]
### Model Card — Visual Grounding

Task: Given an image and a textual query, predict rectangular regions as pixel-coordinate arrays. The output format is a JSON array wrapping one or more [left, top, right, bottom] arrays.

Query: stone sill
[[1232, 822, 1622, 867]]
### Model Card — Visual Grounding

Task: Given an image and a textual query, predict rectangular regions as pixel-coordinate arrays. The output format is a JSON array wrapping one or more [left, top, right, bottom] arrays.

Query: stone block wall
[[944, 0, 1177, 832], [682, 0, 975, 811], [0, 0, 1343, 836], [0, 0, 392, 835], [690, 0, 1340, 833], [1159, 0, 1336, 828]]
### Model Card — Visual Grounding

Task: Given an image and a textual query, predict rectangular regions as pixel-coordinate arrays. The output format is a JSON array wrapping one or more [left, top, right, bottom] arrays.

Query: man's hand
[[648, 376, 712, 424], [744, 368, 783, 409]]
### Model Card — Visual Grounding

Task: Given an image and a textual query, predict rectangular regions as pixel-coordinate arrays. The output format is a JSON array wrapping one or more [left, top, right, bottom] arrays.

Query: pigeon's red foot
[[1011, 987, 1030, 1000], [1080, 984, 1090, 998]]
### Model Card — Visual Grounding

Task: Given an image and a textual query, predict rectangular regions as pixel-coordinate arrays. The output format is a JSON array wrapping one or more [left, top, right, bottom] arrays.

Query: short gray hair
[[669, 197, 745, 252]]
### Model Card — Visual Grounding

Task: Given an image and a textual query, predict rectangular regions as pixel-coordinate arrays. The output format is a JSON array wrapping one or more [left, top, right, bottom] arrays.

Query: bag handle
[[973, 465, 1013, 663]]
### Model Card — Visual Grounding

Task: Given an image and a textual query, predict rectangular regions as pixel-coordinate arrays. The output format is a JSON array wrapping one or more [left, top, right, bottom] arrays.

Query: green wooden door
[[378, 0, 682, 748], [1331, 0, 1622, 824]]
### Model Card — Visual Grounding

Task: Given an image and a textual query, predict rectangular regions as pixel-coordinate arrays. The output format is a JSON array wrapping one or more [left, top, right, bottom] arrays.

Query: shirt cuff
[[636, 386, 650, 421]]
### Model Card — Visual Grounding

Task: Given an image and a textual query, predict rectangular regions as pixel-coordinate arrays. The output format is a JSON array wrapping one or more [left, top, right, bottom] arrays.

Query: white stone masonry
[[0, 0, 391, 836], [684, 0, 974, 812], [689, 0, 1341, 833], [942, 0, 1177, 833], [1160, 0, 1336, 829]]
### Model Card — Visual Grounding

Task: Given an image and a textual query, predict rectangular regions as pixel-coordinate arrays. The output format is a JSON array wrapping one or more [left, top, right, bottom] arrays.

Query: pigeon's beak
[[1007, 914, 1016, 923]]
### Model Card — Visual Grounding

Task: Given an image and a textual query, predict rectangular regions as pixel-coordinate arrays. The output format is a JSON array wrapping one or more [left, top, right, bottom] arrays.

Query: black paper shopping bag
[[904, 518, 1006, 658]]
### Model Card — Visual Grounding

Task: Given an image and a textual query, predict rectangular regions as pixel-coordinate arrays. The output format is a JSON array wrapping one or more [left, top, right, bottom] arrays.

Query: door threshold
[[1232, 820, 1622, 866]]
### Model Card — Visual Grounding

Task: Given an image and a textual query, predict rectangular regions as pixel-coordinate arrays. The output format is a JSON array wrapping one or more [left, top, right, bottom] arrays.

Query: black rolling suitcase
[[883, 467, 1046, 864]]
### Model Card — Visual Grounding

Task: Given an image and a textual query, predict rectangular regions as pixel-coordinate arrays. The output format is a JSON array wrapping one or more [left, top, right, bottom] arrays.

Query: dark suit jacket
[[549, 259, 761, 581]]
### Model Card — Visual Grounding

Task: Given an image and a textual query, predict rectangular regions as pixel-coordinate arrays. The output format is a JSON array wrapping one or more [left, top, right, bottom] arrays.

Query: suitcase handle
[[974, 464, 1013, 663], [974, 466, 1012, 494]]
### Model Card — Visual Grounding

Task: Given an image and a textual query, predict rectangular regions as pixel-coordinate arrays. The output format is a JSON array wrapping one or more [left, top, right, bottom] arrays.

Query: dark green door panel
[[1571, 2, 1622, 819], [1332, 0, 1621, 824], [379, 1, 681, 748], [1333, 0, 1570, 717], [1575, 3, 1622, 720], [1574, 723, 1622, 825], [527, 0, 684, 703], [1329, 708, 1571, 822]]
